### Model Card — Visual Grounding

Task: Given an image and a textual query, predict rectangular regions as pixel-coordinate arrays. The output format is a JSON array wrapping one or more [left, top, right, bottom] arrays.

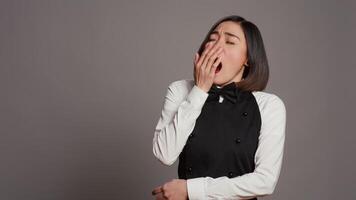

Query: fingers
[[193, 41, 223, 92], [152, 186, 163, 195], [206, 47, 223, 74], [194, 53, 199, 82], [194, 53, 199, 65], [194, 53, 199, 74], [210, 55, 222, 74], [154, 192, 167, 200], [196, 42, 215, 68], [201, 44, 222, 75]]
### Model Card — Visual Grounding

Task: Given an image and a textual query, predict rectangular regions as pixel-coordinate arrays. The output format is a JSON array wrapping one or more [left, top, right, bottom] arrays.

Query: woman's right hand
[[193, 41, 223, 93]]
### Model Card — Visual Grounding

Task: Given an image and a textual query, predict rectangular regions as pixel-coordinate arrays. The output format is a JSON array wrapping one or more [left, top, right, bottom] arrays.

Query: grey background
[[1, 0, 355, 199]]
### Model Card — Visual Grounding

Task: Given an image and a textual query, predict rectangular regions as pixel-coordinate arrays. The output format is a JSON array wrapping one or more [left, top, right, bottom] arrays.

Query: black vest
[[178, 84, 261, 200]]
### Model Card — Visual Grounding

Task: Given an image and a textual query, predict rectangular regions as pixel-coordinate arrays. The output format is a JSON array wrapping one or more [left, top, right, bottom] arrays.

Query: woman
[[151, 15, 286, 200]]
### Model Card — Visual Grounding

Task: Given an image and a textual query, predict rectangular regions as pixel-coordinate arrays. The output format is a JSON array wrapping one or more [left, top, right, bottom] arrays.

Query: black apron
[[178, 82, 261, 200]]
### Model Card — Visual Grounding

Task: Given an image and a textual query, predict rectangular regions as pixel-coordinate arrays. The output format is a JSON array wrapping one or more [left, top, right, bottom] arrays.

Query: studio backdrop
[[0, 0, 355, 199]]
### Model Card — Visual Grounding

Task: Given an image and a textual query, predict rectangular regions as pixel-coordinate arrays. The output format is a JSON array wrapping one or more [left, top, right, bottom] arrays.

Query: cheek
[[226, 48, 247, 66]]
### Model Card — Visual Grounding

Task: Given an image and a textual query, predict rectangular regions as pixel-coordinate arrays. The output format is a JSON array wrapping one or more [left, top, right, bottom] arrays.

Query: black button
[[228, 171, 233, 178], [235, 138, 241, 143], [187, 167, 192, 172], [242, 112, 248, 116], [189, 134, 195, 139]]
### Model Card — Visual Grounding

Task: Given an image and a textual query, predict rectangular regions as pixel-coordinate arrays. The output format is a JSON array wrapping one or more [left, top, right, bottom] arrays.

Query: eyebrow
[[210, 31, 240, 40]]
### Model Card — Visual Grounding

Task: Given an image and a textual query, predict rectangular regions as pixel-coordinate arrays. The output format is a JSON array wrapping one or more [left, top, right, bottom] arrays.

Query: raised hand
[[193, 41, 223, 92]]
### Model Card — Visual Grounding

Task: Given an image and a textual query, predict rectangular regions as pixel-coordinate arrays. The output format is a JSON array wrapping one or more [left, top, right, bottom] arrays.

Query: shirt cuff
[[187, 177, 206, 200], [186, 85, 209, 110]]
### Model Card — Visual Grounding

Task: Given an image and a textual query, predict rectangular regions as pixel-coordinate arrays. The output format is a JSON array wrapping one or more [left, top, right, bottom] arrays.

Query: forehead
[[211, 21, 244, 38]]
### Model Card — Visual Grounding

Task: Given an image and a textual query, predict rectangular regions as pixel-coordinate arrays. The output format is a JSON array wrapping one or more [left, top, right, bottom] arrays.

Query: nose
[[205, 40, 225, 53]]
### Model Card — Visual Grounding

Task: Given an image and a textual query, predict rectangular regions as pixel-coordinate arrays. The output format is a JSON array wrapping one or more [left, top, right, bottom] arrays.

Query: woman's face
[[205, 21, 248, 86]]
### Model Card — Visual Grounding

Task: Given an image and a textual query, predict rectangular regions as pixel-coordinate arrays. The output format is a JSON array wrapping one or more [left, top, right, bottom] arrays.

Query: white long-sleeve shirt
[[153, 79, 287, 200]]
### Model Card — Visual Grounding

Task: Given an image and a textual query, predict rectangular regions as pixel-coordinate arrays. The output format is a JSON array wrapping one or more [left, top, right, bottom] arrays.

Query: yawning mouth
[[215, 62, 222, 73]]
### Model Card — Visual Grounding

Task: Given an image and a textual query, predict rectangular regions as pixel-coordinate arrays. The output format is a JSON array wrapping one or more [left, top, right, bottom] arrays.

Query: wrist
[[195, 84, 209, 93]]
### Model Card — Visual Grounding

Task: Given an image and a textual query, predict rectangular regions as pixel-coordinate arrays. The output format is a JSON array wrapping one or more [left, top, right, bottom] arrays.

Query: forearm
[[153, 84, 208, 165]]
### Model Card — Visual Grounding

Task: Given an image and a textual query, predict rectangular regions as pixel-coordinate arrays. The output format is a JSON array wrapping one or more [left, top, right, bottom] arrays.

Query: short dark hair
[[197, 15, 269, 91]]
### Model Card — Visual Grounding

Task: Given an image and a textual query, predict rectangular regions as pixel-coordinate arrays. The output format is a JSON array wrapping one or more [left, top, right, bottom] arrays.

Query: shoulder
[[252, 91, 286, 117]]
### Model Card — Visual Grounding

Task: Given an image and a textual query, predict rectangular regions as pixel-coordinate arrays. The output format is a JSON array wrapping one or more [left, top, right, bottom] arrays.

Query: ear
[[244, 60, 249, 67]]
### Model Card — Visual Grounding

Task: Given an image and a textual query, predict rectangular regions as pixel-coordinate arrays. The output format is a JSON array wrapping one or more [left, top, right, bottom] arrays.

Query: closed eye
[[207, 39, 235, 45]]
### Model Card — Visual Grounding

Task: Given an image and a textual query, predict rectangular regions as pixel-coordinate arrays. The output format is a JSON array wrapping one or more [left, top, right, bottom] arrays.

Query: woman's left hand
[[152, 179, 188, 200]]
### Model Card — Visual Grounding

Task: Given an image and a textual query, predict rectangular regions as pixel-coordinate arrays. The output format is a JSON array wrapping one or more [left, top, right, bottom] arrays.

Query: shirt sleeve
[[186, 94, 287, 200], [153, 80, 209, 166]]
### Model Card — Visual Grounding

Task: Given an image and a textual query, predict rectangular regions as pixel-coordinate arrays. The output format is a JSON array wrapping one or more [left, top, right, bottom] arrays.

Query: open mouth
[[214, 57, 222, 73], [215, 62, 222, 73]]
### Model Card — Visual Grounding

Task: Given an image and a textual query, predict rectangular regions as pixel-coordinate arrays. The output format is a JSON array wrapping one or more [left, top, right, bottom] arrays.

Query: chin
[[213, 77, 227, 86], [214, 75, 237, 86]]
